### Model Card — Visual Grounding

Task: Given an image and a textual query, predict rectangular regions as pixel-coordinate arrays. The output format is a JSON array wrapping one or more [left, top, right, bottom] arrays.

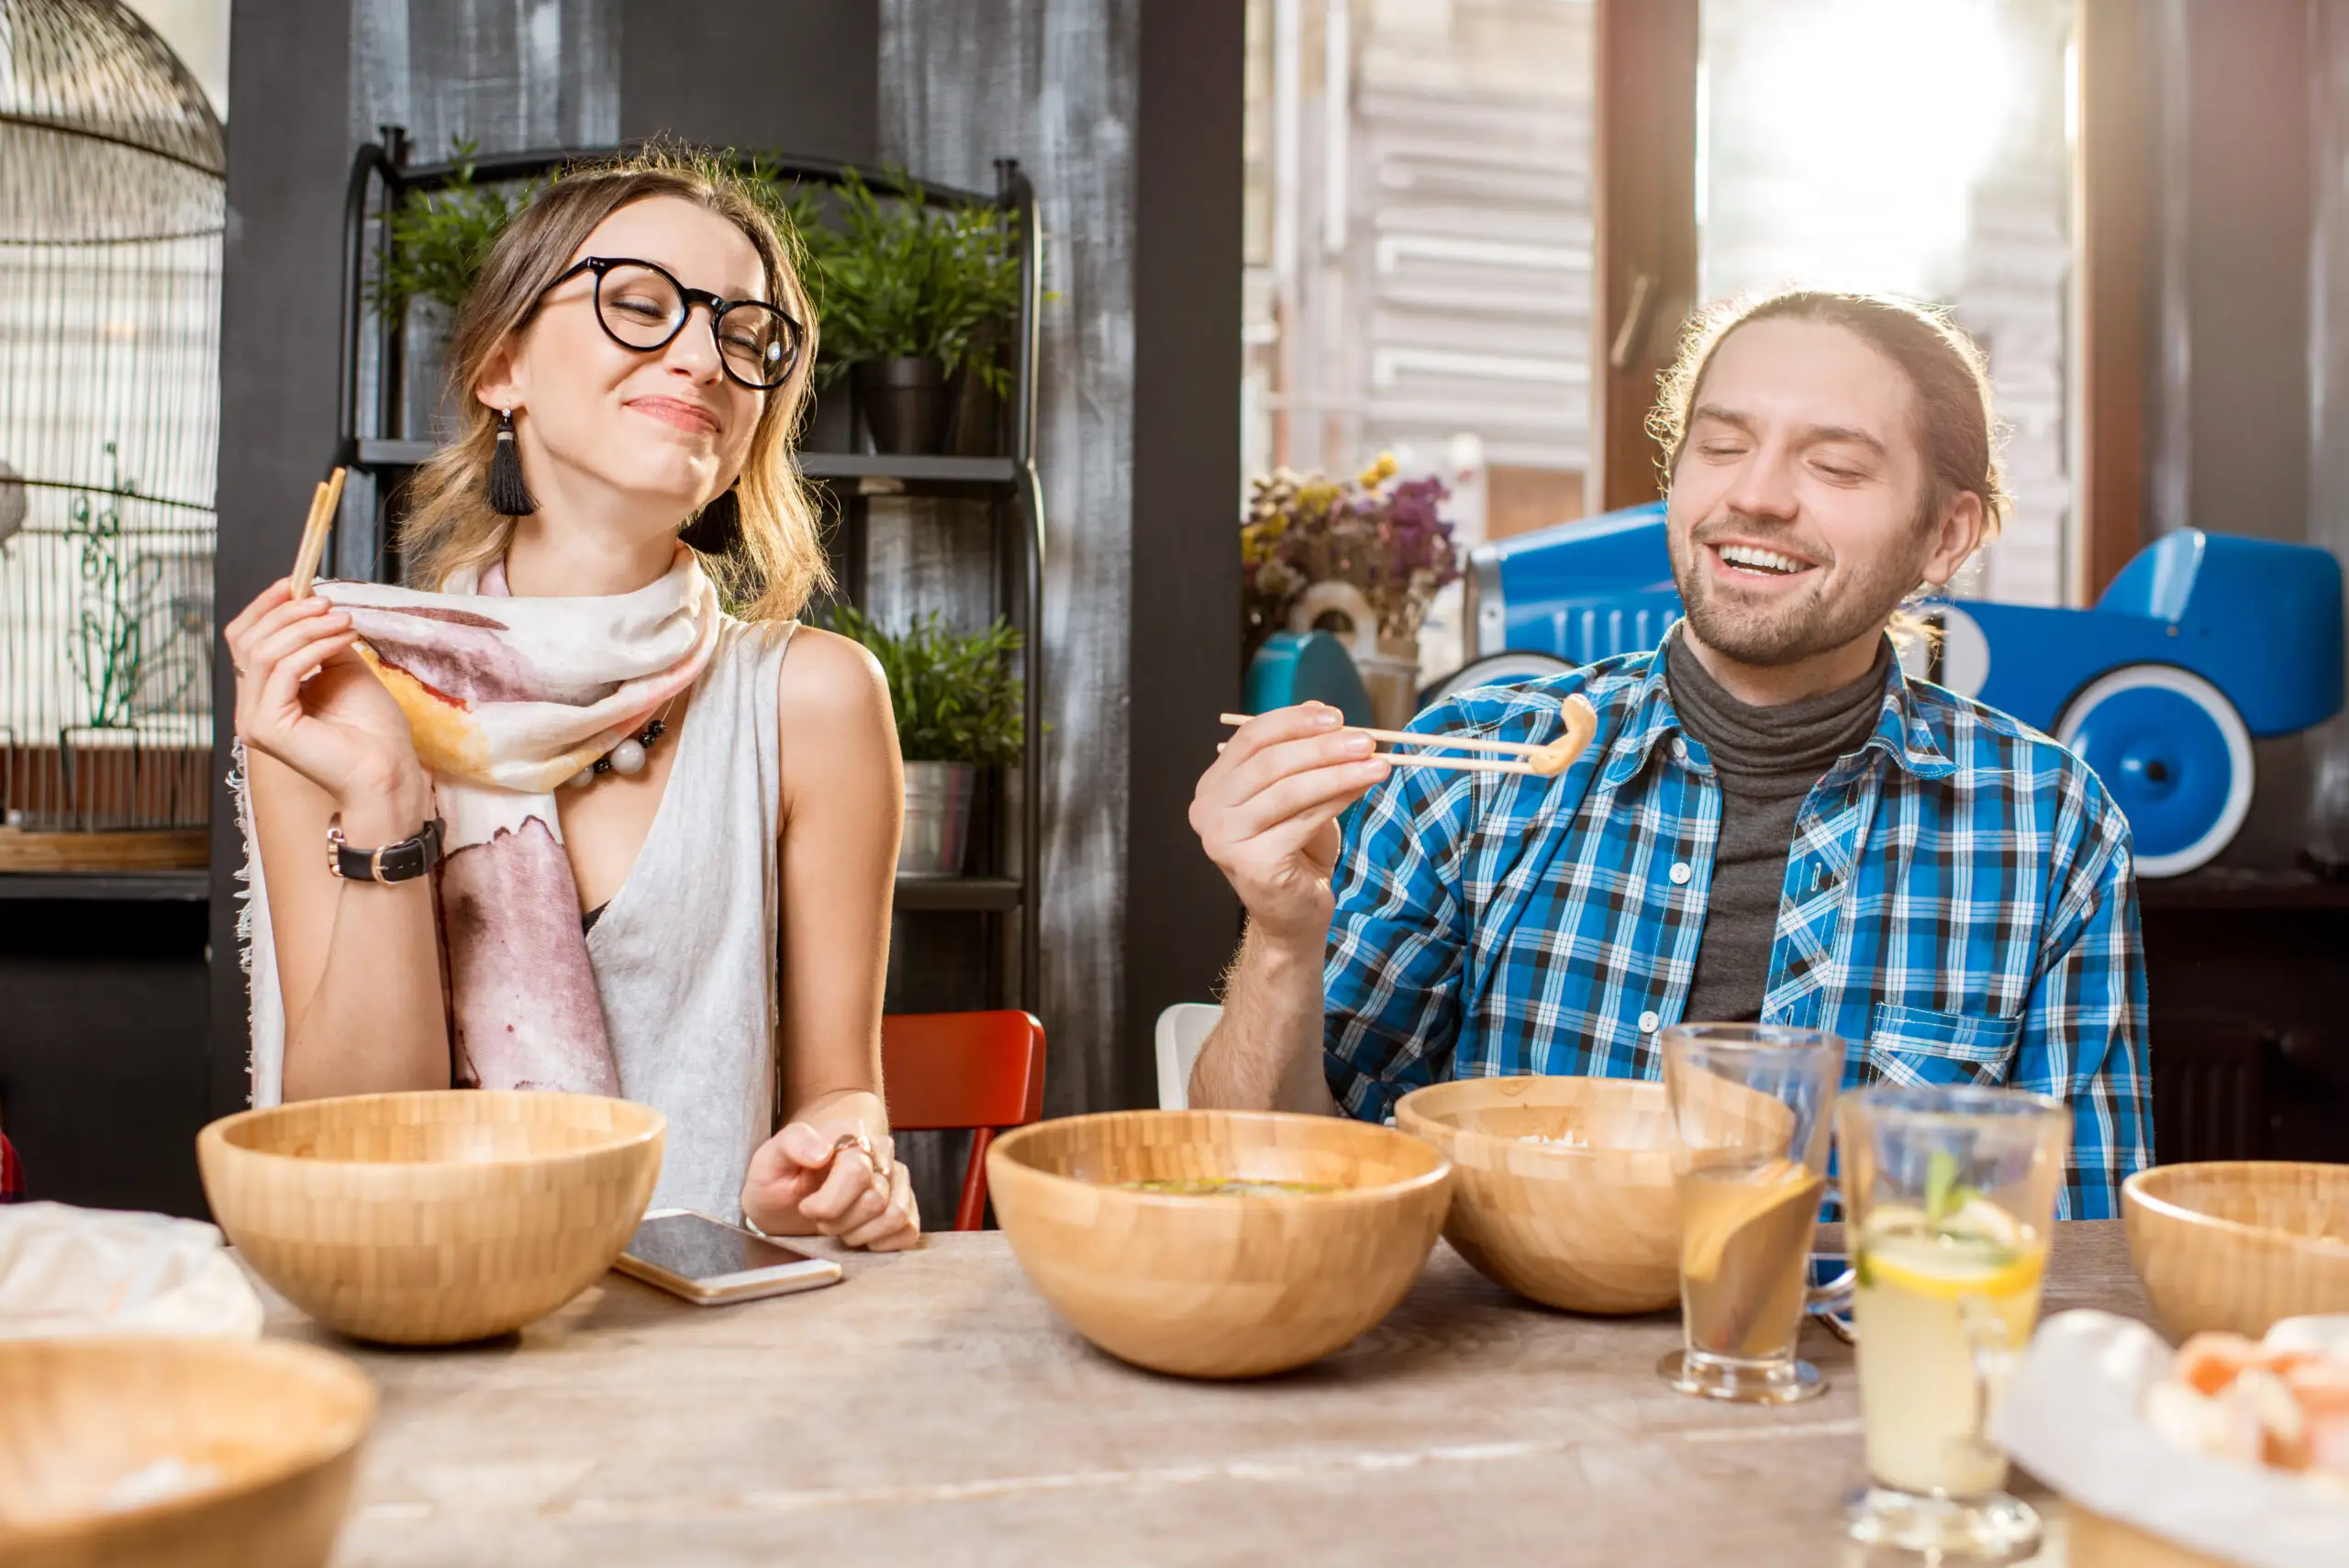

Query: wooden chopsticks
[[1219, 695, 1598, 778], [288, 467, 348, 598]]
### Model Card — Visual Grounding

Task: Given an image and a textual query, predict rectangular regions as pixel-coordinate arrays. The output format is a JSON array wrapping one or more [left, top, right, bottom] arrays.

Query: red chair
[[881, 1011, 1046, 1231]]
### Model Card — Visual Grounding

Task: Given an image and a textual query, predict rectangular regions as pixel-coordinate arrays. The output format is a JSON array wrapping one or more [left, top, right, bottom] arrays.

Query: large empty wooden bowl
[[0, 1336, 374, 1568], [198, 1090, 664, 1345], [2123, 1162, 2349, 1339], [985, 1109, 1453, 1378], [1397, 1075, 1680, 1314]]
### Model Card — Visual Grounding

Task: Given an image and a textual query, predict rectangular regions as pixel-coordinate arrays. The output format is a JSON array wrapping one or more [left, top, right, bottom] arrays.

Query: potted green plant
[[824, 606, 1026, 876], [370, 141, 541, 323], [793, 169, 1020, 455]]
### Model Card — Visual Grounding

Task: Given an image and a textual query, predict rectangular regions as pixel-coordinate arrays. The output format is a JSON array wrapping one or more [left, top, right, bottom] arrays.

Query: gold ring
[[831, 1129, 890, 1180]]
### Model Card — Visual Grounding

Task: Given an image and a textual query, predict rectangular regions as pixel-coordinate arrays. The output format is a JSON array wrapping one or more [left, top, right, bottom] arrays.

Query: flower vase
[[1356, 635, 1424, 730]]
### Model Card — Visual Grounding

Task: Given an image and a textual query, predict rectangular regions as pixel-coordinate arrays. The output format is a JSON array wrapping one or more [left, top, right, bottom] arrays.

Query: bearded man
[[1189, 290, 2150, 1218]]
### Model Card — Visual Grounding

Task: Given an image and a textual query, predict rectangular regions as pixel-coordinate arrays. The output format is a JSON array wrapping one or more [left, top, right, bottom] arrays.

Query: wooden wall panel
[[1125, 0, 1244, 1108], [878, 0, 1140, 1123], [2075, 0, 2152, 604], [1589, 0, 1698, 514], [618, 0, 877, 160], [2142, 0, 2321, 870], [349, 0, 619, 155], [210, 0, 358, 1117], [2303, 0, 2349, 867]]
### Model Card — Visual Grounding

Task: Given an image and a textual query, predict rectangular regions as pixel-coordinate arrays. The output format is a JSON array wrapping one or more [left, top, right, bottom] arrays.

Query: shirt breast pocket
[[1863, 1003, 2021, 1089]]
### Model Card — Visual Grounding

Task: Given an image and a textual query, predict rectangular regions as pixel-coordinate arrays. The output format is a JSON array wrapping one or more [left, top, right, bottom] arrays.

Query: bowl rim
[[198, 1088, 665, 1172], [2122, 1161, 2349, 1262], [987, 1108, 1453, 1209], [1395, 1074, 1675, 1161], [0, 1336, 376, 1548]]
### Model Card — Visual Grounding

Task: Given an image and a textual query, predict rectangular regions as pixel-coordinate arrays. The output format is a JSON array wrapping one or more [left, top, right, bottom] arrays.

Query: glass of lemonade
[[1657, 1025, 1845, 1405], [1838, 1084, 2068, 1558]]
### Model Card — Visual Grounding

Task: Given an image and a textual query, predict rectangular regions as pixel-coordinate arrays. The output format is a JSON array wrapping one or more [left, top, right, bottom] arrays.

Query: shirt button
[[1671, 738, 1688, 761], [1669, 861, 1692, 884], [1638, 1010, 1661, 1035]]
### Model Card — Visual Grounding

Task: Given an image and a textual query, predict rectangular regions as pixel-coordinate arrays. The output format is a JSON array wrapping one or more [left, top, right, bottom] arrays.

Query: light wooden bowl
[[198, 1090, 664, 1345], [2122, 1162, 2349, 1340], [0, 1336, 374, 1568], [1396, 1075, 1681, 1314], [985, 1109, 1453, 1379]]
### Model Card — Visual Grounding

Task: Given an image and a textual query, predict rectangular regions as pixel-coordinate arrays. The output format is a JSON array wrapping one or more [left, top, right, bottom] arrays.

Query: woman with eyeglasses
[[223, 147, 919, 1251]]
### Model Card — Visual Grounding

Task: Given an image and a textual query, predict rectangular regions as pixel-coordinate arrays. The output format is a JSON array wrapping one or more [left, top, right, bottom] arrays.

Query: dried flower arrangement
[[1241, 453, 1463, 664]]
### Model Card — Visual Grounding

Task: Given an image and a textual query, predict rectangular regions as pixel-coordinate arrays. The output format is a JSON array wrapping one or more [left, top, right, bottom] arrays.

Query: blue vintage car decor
[[1434, 502, 2346, 877]]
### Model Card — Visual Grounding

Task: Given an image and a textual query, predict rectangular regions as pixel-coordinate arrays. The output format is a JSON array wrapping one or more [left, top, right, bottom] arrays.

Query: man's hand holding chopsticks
[[1189, 702, 1390, 956]]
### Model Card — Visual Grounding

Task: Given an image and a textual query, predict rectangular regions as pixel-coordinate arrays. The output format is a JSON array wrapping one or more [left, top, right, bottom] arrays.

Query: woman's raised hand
[[226, 579, 424, 814], [740, 1118, 921, 1251]]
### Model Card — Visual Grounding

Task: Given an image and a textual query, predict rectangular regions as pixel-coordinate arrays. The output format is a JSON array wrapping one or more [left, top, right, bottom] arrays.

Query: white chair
[[1153, 1003, 1224, 1110]]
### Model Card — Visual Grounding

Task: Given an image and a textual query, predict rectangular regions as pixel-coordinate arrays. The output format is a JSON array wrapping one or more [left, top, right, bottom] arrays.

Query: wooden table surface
[[262, 1219, 2154, 1567]]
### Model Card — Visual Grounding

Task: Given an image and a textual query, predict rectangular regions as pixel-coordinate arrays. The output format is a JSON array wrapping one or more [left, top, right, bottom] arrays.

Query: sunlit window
[[1243, 0, 1598, 682], [1698, 0, 2076, 605]]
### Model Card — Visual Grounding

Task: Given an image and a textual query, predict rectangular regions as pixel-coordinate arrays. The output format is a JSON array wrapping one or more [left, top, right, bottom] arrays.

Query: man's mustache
[[1687, 513, 1831, 566]]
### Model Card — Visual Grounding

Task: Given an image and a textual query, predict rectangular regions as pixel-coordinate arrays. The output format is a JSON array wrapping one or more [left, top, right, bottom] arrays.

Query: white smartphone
[[613, 1207, 843, 1305]]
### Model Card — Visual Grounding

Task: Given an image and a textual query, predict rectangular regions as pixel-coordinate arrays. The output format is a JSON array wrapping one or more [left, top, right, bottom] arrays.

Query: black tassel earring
[[487, 407, 537, 517], [679, 484, 740, 553]]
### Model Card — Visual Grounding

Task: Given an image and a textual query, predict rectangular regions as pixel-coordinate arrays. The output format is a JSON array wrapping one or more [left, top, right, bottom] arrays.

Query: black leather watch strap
[[327, 817, 445, 884]]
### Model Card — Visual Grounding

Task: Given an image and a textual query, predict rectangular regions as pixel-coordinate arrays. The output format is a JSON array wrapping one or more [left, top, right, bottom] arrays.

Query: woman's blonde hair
[[396, 142, 828, 620]]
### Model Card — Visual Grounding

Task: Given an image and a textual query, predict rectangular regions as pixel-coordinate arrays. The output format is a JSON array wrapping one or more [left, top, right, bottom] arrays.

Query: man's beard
[[1672, 511, 1928, 668]]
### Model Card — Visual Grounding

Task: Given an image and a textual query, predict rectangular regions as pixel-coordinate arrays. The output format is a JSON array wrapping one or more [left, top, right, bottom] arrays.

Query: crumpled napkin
[[1991, 1310, 2349, 1568], [0, 1201, 262, 1340]]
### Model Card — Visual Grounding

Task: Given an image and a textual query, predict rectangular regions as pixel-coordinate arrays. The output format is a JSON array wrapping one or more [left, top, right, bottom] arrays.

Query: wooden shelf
[[0, 828, 206, 874], [893, 876, 1021, 912], [800, 453, 1017, 487], [353, 439, 435, 467], [0, 870, 209, 901]]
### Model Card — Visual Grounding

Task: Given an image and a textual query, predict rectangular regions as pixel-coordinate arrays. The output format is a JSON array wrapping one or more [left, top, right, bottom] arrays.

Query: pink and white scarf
[[238, 544, 719, 1105]]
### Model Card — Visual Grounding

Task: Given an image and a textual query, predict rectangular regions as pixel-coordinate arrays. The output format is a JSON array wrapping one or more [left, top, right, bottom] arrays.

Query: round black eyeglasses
[[543, 255, 804, 390]]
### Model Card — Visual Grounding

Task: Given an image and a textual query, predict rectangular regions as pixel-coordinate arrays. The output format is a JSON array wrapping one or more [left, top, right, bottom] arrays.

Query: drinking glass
[[1838, 1084, 2068, 1558], [1656, 1024, 1846, 1405]]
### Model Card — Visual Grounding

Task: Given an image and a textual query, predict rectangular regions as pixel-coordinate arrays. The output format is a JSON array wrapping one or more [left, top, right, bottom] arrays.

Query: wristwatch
[[326, 816, 445, 884]]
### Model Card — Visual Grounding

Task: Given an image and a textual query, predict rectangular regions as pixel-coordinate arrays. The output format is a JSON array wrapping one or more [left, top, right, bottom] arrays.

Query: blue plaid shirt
[[1322, 639, 2153, 1220]]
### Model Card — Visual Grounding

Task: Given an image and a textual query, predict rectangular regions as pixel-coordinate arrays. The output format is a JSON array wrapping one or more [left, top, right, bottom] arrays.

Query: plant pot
[[853, 357, 954, 455], [946, 361, 1004, 456], [898, 761, 976, 878], [1356, 639, 1426, 731], [801, 374, 857, 453]]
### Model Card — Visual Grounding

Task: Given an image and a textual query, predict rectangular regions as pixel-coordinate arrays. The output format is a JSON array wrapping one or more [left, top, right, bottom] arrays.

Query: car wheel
[[1419, 651, 1575, 706], [2055, 664, 2254, 878]]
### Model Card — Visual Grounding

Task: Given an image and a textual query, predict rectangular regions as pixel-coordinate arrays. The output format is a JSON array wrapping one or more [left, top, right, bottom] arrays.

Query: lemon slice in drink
[[1680, 1158, 1817, 1283], [1863, 1216, 2043, 1302]]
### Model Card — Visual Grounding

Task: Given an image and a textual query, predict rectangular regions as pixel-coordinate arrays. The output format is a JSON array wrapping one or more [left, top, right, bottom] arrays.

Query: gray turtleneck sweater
[[1664, 632, 1892, 1025]]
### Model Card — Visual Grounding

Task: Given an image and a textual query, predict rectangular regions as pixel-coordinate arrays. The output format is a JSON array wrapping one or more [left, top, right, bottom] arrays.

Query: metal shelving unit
[[335, 131, 1044, 1011], [0, 871, 209, 902]]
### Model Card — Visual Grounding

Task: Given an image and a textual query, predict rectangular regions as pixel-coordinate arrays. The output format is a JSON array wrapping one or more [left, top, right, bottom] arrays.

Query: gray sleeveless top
[[586, 616, 795, 1221]]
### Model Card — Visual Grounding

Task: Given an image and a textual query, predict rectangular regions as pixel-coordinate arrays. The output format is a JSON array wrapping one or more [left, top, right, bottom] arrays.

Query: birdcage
[[0, 0, 224, 870]]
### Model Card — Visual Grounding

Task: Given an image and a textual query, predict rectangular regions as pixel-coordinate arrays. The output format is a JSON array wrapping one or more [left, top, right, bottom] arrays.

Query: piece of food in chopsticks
[[1218, 693, 1598, 778]]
